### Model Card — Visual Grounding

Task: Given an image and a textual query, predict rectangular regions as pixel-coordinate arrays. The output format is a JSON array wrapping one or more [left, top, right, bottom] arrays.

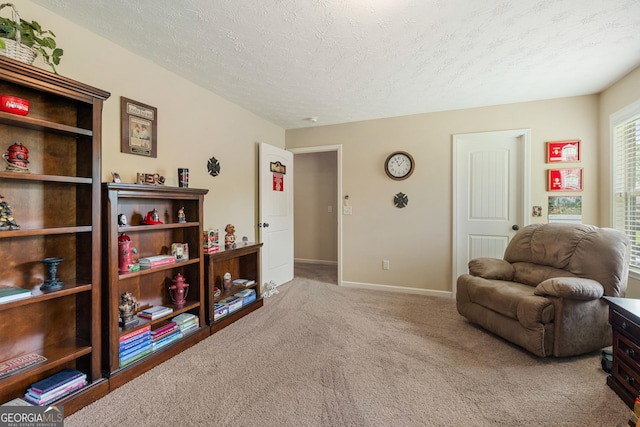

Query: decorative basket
[[0, 3, 38, 65]]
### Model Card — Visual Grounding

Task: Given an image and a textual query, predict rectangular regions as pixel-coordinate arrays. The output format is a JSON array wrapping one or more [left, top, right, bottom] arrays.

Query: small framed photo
[[546, 140, 580, 163], [548, 168, 583, 191], [121, 97, 158, 158]]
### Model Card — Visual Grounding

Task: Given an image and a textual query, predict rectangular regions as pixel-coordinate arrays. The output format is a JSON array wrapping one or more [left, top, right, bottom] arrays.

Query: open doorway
[[290, 145, 342, 286]]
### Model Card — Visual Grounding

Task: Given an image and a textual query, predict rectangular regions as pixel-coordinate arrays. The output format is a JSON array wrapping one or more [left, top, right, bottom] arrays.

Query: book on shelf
[[171, 312, 196, 325], [137, 305, 173, 320], [29, 369, 85, 395], [26, 374, 86, 404], [151, 323, 179, 341], [235, 289, 256, 306], [219, 295, 243, 313], [0, 353, 47, 379], [151, 330, 182, 351], [2, 397, 32, 406], [120, 341, 152, 359], [119, 348, 152, 368], [119, 331, 151, 351], [119, 325, 152, 343], [24, 379, 86, 406], [213, 303, 228, 321], [138, 255, 176, 270], [0, 286, 31, 304]]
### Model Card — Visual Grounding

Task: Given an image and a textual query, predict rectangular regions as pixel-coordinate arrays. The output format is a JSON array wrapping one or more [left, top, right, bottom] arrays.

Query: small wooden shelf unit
[[101, 183, 209, 389]]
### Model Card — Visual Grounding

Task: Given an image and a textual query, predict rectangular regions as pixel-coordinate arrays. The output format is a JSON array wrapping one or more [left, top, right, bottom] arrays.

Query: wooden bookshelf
[[0, 56, 110, 414], [101, 184, 209, 389]]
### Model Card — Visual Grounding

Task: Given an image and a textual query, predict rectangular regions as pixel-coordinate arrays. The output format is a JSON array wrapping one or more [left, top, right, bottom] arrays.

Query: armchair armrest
[[468, 258, 514, 280], [534, 277, 604, 300]]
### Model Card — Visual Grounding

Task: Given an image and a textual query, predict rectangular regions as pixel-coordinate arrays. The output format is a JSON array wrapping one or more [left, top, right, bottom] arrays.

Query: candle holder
[[41, 257, 64, 291]]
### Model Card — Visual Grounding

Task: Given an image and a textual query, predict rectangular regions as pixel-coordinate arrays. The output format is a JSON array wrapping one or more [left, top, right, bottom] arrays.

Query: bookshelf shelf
[[102, 184, 209, 389], [0, 57, 109, 414]]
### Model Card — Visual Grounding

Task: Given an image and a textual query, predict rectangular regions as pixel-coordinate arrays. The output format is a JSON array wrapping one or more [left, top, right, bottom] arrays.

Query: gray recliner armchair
[[456, 223, 630, 357]]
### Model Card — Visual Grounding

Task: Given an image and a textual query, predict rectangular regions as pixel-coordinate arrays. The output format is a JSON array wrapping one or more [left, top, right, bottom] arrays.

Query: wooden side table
[[604, 296, 640, 409]]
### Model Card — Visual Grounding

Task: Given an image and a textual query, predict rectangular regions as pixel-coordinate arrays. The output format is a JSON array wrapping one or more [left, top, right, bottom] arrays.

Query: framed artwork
[[547, 168, 583, 191], [121, 97, 157, 158], [546, 140, 580, 163]]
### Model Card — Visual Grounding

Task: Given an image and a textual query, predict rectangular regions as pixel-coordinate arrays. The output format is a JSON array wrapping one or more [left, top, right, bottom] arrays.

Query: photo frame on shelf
[[546, 140, 580, 163], [547, 168, 583, 191], [121, 97, 157, 158]]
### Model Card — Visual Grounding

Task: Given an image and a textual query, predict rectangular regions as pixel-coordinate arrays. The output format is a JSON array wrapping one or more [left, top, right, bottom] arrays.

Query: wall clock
[[384, 151, 415, 180], [394, 192, 408, 208], [207, 156, 220, 177]]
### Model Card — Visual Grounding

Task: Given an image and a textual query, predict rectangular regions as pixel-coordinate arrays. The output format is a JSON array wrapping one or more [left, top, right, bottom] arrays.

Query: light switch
[[343, 206, 353, 215]]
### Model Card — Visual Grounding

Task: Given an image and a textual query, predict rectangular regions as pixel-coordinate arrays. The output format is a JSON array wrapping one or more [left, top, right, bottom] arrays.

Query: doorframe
[[288, 145, 343, 286], [452, 129, 531, 297]]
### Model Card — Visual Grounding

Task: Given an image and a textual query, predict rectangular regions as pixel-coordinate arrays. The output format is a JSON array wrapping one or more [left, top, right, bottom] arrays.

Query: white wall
[[19, 1, 285, 239]]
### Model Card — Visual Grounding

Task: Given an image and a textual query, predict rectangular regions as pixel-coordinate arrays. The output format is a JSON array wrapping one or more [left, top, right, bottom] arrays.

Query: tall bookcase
[[0, 57, 110, 413], [101, 183, 209, 389]]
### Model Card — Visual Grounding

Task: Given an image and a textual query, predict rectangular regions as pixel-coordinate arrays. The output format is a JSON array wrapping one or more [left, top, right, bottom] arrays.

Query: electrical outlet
[[383, 260, 389, 270]]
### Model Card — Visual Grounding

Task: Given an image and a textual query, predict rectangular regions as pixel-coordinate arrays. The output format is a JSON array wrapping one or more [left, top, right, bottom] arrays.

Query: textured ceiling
[[30, 0, 640, 129]]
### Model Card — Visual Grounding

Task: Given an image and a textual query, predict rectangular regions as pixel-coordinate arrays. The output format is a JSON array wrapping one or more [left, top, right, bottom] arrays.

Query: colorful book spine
[[26, 376, 86, 402], [119, 349, 152, 368], [151, 331, 182, 351], [119, 331, 151, 351], [119, 325, 151, 343], [29, 369, 84, 394], [0, 353, 46, 379], [24, 380, 85, 406], [120, 341, 152, 359], [151, 325, 179, 342]]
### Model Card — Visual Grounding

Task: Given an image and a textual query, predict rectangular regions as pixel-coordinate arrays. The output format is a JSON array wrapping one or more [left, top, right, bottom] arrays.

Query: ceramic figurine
[[224, 224, 236, 248], [119, 292, 139, 327], [223, 272, 232, 290], [143, 208, 163, 225], [118, 213, 128, 226], [0, 194, 19, 230], [178, 207, 186, 223], [3, 142, 29, 173], [169, 273, 189, 306]]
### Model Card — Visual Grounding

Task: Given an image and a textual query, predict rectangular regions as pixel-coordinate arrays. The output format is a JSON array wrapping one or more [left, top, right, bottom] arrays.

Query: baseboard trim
[[294, 258, 338, 266], [341, 280, 452, 298]]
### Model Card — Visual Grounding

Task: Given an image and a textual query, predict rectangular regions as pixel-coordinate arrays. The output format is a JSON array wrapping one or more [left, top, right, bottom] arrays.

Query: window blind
[[613, 112, 640, 269]]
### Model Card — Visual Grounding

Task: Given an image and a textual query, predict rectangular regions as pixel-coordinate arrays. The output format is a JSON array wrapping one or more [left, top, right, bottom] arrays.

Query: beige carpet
[[66, 265, 630, 426]]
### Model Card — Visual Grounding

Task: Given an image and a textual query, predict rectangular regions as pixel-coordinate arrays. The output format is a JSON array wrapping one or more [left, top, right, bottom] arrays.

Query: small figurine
[[119, 292, 139, 327], [143, 208, 163, 225], [0, 194, 20, 230], [224, 224, 236, 248], [3, 142, 29, 173], [169, 273, 189, 306], [178, 207, 186, 223], [223, 272, 232, 290], [118, 213, 128, 227]]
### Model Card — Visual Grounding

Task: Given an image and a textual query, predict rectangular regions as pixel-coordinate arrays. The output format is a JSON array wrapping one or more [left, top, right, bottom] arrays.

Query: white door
[[452, 129, 530, 295], [259, 142, 294, 287]]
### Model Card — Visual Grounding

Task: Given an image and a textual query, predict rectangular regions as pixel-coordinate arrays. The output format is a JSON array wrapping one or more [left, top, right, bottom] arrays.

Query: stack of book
[[232, 279, 256, 288], [213, 302, 228, 321], [138, 255, 176, 270], [219, 295, 243, 313], [171, 313, 199, 335], [23, 368, 86, 406], [0, 286, 31, 304], [119, 325, 152, 367], [235, 288, 256, 306], [150, 321, 182, 351], [137, 305, 173, 320]]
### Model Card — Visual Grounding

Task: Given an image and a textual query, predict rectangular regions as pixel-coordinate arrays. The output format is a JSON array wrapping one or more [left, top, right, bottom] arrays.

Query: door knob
[[258, 223, 270, 228], [512, 225, 520, 231]]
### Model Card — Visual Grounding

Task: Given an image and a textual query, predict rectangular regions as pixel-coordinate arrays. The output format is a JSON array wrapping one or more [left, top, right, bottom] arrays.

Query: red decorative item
[[169, 273, 189, 306], [0, 95, 30, 116], [118, 233, 134, 274], [3, 142, 29, 172]]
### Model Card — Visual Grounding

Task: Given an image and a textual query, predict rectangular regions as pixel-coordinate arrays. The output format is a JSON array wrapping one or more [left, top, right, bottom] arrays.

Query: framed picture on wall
[[547, 168, 583, 191], [121, 97, 158, 158], [546, 140, 580, 163]]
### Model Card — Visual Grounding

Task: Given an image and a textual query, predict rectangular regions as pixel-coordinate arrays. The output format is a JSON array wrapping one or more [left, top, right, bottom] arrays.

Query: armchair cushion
[[534, 277, 604, 300], [468, 258, 514, 280]]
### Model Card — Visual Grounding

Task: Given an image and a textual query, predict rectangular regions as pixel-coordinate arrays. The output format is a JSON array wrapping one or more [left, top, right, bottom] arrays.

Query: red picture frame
[[546, 140, 580, 163], [547, 168, 583, 191]]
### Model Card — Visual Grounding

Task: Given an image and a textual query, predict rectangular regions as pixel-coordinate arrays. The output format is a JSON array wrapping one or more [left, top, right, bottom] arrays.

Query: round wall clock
[[384, 151, 415, 180], [207, 156, 220, 177]]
